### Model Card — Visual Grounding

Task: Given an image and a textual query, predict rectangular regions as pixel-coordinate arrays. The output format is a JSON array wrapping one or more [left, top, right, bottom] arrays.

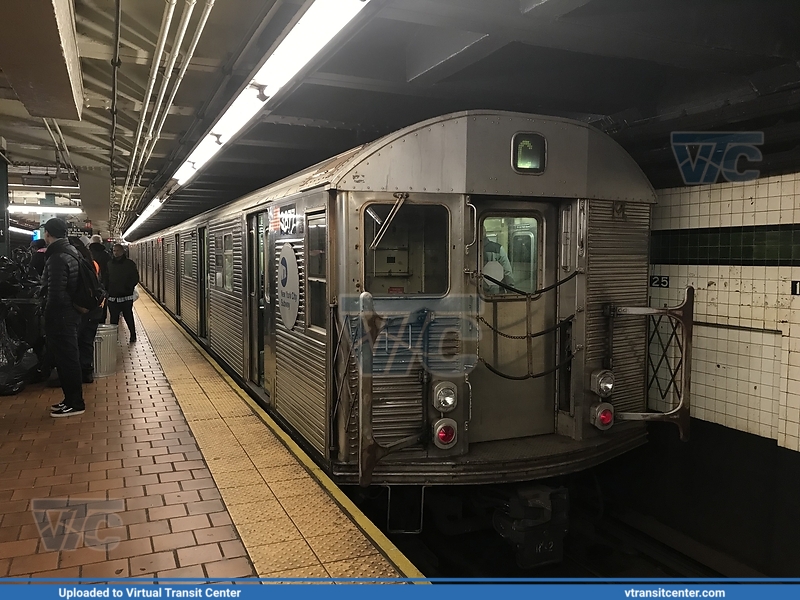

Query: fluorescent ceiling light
[[123, 197, 164, 241], [173, 0, 371, 188], [7, 205, 82, 215], [9, 226, 35, 235], [8, 184, 80, 193]]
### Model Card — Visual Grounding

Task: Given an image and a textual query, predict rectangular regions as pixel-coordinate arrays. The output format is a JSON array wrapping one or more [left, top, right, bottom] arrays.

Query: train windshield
[[481, 216, 540, 295], [364, 203, 449, 296]]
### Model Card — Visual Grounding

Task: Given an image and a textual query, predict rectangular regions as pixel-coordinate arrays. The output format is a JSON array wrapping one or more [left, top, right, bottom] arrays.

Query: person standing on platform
[[29, 239, 47, 278], [71, 238, 104, 383], [107, 243, 139, 344], [41, 218, 85, 417], [88, 234, 111, 321]]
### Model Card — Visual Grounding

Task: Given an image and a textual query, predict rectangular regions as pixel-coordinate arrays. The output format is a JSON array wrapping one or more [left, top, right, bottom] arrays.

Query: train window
[[182, 240, 192, 278], [222, 234, 234, 292], [307, 213, 327, 329], [512, 133, 546, 174], [166, 243, 174, 273], [481, 216, 539, 295], [364, 203, 449, 296], [214, 236, 223, 288]]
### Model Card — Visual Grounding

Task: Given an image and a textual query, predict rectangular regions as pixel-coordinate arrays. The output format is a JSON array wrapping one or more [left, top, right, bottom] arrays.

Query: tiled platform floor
[[0, 310, 254, 579], [0, 291, 415, 581]]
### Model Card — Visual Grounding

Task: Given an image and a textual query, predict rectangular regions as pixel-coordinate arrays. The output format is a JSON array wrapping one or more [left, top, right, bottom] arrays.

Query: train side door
[[467, 200, 558, 443], [155, 238, 162, 301], [175, 233, 181, 317], [198, 226, 209, 339], [247, 213, 269, 391], [264, 209, 277, 402]]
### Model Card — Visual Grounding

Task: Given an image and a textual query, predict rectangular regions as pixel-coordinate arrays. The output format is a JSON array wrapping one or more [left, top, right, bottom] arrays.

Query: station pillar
[[0, 159, 8, 258]]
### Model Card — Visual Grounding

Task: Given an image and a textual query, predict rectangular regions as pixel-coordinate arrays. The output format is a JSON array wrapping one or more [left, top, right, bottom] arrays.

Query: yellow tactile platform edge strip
[[136, 290, 427, 582]]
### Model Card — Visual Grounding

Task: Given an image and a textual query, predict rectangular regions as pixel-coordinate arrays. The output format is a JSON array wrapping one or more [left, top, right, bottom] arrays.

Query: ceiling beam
[[83, 92, 196, 116], [261, 113, 385, 132], [0, 0, 83, 119], [519, 0, 593, 19], [76, 33, 221, 73], [379, 0, 780, 72], [406, 29, 507, 85]]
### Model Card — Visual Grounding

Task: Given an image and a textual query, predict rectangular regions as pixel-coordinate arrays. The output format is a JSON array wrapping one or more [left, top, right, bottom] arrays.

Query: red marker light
[[437, 425, 456, 445], [598, 408, 613, 426]]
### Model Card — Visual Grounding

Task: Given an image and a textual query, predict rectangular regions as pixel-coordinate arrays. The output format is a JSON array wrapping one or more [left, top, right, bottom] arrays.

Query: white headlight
[[433, 383, 457, 412], [591, 370, 615, 398]]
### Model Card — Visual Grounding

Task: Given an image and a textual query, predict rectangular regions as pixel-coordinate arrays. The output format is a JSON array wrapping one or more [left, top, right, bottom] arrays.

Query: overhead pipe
[[131, 0, 215, 214], [109, 0, 122, 219], [131, 0, 197, 189], [140, 0, 281, 208], [42, 119, 68, 174], [119, 0, 178, 218], [52, 121, 78, 179], [135, 0, 214, 190]]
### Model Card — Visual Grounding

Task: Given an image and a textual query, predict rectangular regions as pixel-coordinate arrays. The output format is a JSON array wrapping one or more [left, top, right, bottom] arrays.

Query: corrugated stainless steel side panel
[[165, 238, 177, 315], [586, 200, 650, 413], [208, 219, 245, 376], [275, 239, 327, 455], [181, 231, 199, 335], [337, 316, 462, 462]]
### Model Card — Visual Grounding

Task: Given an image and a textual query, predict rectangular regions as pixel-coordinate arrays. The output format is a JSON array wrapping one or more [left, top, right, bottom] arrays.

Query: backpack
[[68, 250, 105, 315]]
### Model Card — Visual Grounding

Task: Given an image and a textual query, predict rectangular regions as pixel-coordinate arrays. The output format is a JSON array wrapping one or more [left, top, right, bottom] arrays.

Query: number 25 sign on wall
[[650, 276, 669, 288]]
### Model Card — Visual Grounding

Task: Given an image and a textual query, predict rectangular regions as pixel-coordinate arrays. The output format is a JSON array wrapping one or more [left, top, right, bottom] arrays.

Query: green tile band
[[651, 224, 800, 266]]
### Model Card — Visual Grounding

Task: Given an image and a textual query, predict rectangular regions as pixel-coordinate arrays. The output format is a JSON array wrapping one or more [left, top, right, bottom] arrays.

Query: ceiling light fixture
[[9, 226, 35, 235], [122, 197, 165, 241], [173, 0, 372, 188], [8, 184, 81, 193], [7, 205, 82, 215]]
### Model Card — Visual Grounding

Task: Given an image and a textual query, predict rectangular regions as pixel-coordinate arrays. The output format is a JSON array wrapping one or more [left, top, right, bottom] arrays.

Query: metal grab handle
[[465, 197, 477, 255], [577, 200, 586, 258]]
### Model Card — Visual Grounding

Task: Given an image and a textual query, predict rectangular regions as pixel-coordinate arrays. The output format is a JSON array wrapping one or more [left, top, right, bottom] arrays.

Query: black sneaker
[[51, 406, 85, 418], [82, 373, 94, 384], [51, 402, 65, 411], [129, 335, 136, 344]]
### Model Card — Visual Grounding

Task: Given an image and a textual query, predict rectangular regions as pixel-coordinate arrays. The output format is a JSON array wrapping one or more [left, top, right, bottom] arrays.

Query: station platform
[[0, 292, 422, 581]]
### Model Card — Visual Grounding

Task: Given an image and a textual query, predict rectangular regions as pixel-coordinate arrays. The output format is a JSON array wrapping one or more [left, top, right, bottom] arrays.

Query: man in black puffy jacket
[[107, 244, 139, 343], [42, 218, 85, 417]]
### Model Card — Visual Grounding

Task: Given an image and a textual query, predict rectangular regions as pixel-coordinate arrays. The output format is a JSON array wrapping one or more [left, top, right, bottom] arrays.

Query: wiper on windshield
[[368, 192, 408, 251]]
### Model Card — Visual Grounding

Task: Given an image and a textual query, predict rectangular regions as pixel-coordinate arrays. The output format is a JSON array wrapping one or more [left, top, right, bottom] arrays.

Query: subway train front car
[[132, 111, 693, 568]]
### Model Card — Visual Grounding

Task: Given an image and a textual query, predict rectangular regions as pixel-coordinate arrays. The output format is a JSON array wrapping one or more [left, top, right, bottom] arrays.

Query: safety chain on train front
[[476, 313, 575, 340], [479, 356, 573, 381], [475, 270, 580, 380], [480, 269, 579, 297]]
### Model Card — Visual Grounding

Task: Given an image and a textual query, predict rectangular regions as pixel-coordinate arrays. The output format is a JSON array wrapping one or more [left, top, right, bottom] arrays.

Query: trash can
[[94, 324, 118, 378]]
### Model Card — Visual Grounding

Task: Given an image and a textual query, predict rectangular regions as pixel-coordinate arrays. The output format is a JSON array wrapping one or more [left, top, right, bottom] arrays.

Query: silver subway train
[[131, 110, 693, 565]]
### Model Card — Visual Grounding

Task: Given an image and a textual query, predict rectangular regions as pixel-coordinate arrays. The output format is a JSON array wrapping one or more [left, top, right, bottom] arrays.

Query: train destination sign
[[278, 243, 300, 329], [512, 132, 546, 174]]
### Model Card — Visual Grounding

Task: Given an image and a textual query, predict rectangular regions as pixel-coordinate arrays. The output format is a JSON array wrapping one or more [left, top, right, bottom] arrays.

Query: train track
[[387, 507, 765, 579]]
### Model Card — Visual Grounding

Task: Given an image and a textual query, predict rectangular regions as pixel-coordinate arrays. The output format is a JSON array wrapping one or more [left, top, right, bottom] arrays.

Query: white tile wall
[[651, 172, 800, 451]]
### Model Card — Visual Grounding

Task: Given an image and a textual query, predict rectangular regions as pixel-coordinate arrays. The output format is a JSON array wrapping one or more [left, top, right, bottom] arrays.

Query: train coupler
[[492, 485, 569, 568]]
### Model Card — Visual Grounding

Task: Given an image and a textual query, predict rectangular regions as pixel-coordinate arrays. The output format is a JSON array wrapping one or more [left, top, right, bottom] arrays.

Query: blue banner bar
[[2, 580, 800, 599]]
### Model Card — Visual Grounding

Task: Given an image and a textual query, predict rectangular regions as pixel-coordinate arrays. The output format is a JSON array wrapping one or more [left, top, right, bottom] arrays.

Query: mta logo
[[671, 132, 763, 185], [280, 257, 288, 287]]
